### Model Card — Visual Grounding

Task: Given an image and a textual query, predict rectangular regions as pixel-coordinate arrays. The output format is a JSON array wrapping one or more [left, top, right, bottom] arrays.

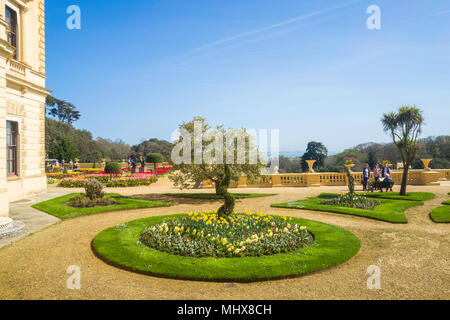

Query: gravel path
[[0, 180, 449, 300]]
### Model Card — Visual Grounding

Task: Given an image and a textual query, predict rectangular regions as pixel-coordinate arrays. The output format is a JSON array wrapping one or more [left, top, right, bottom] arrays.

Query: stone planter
[[306, 160, 316, 173], [421, 159, 433, 171]]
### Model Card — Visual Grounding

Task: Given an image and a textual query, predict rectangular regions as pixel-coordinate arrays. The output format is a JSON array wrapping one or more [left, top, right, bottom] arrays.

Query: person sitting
[[382, 164, 391, 178]]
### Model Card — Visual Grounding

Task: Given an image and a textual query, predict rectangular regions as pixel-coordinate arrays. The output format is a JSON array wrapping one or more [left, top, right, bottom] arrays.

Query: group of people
[[362, 163, 393, 191], [53, 160, 78, 171]]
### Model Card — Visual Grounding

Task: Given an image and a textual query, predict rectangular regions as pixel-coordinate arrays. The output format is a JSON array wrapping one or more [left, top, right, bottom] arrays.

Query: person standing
[[374, 164, 381, 181], [362, 164, 371, 191]]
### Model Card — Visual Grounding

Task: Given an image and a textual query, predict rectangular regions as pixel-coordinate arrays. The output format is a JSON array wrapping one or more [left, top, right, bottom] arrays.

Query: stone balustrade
[[203, 169, 450, 189]]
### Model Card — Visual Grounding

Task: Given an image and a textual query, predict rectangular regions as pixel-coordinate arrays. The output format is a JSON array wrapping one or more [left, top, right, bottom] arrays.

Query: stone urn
[[273, 166, 279, 174], [421, 159, 433, 171], [306, 160, 316, 173]]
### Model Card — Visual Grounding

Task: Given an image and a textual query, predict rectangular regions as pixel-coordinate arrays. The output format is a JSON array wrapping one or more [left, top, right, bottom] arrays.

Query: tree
[[301, 142, 328, 172], [367, 150, 377, 170], [47, 136, 78, 162], [147, 153, 165, 168], [46, 95, 81, 124], [382, 106, 424, 195], [169, 117, 265, 218], [133, 138, 173, 160]]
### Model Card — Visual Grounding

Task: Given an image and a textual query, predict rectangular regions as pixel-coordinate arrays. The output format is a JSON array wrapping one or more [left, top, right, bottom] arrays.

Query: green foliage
[[325, 136, 448, 172], [46, 95, 81, 124], [169, 117, 266, 218], [92, 215, 361, 282], [272, 193, 424, 223], [104, 162, 122, 174], [301, 141, 328, 172], [272, 156, 302, 173], [46, 118, 132, 162], [367, 150, 377, 170], [346, 168, 355, 194], [84, 179, 105, 200], [47, 135, 78, 162], [32, 193, 172, 220], [133, 138, 173, 160], [147, 153, 165, 164]]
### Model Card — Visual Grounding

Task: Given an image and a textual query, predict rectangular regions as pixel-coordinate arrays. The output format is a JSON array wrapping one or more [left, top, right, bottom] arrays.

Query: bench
[[368, 180, 394, 192]]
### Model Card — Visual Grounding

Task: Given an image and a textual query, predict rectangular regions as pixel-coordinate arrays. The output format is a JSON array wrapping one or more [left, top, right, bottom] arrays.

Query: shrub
[[104, 162, 122, 174], [84, 179, 105, 200], [147, 153, 165, 164], [67, 194, 116, 208]]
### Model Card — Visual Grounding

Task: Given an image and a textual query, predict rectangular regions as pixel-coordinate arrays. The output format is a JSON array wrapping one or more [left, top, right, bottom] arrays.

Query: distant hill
[[324, 136, 449, 172]]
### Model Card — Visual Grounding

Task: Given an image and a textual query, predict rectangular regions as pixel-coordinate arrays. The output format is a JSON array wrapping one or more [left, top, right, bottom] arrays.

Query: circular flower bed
[[140, 211, 312, 258], [92, 214, 361, 282]]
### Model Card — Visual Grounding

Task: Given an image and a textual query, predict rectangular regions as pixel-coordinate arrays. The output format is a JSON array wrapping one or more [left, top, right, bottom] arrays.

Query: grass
[[442, 200, 450, 205], [430, 206, 450, 223], [92, 214, 360, 282], [271, 193, 424, 223], [32, 193, 172, 219], [362, 192, 436, 202], [165, 193, 277, 199]]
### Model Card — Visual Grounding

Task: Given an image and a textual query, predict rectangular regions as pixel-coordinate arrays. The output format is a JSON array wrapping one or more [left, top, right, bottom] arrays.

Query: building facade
[[0, 0, 49, 217]]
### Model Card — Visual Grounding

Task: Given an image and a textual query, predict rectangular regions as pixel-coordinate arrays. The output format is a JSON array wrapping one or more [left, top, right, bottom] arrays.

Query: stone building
[[0, 0, 49, 218]]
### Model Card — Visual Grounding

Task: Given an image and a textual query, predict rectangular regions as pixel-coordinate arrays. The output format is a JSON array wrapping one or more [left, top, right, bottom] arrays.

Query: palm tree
[[381, 106, 424, 195]]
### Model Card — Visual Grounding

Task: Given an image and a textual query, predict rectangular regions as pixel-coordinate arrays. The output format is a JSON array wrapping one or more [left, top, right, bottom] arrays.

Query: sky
[[46, 0, 450, 153]]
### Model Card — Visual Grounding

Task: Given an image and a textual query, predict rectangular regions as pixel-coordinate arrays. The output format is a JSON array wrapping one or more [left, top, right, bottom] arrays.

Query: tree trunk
[[215, 164, 235, 218], [400, 164, 409, 196]]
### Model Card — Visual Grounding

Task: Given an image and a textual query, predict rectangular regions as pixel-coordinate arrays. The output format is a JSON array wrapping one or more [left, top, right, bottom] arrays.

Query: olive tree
[[381, 106, 424, 195], [169, 117, 265, 218]]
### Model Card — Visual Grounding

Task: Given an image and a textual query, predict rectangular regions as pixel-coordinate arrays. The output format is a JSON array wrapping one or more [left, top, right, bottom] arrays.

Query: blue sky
[[46, 0, 450, 153]]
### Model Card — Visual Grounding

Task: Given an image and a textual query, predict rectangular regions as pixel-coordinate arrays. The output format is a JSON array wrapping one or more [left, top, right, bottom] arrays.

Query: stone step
[[0, 218, 13, 231], [0, 218, 26, 239]]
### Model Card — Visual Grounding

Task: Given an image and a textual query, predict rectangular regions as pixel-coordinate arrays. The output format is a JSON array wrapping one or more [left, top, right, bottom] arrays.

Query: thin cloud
[[177, 0, 364, 60]]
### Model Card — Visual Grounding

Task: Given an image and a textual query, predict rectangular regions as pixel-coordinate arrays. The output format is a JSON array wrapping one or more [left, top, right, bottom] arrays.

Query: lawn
[[442, 200, 450, 205], [32, 193, 172, 219], [92, 214, 360, 282], [362, 192, 436, 202], [271, 193, 424, 223], [165, 193, 277, 199], [430, 206, 450, 223]]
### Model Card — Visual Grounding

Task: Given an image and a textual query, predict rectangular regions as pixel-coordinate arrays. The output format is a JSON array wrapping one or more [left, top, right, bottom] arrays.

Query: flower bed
[[92, 214, 361, 282], [320, 193, 381, 210], [140, 211, 313, 258], [58, 173, 157, 188]]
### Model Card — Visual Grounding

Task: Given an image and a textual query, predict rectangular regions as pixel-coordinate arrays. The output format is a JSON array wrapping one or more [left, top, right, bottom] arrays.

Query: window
[[5, 5, 19, 59], [6, 121, 18, 176]]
